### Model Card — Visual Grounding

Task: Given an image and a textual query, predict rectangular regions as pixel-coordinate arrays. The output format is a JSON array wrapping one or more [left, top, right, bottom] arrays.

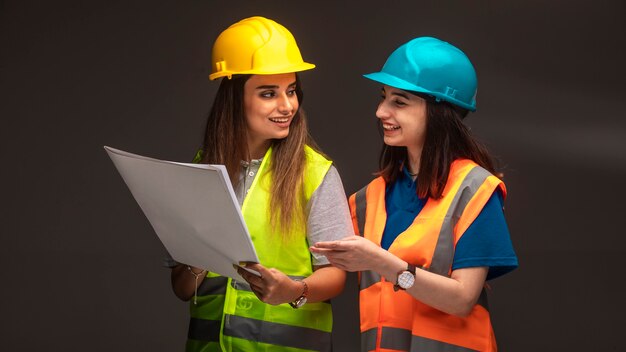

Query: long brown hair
[[377, 94, 498, 199], [199, 74, 321, 235]]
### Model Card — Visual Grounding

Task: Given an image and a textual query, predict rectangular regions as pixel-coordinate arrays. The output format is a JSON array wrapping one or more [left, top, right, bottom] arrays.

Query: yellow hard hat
[[209, 16, 315, 80]]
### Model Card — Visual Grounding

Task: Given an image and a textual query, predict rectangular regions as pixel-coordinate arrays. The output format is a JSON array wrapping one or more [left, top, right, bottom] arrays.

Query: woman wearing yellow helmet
[[312, 37, 518, 351], [168, 17, 351, 352]]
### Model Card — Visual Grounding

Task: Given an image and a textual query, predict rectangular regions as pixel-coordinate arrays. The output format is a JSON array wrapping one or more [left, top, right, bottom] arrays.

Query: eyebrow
[[381, 88, 409, 100], [255, 81, 297, 90], [391, 91, 410, 99]]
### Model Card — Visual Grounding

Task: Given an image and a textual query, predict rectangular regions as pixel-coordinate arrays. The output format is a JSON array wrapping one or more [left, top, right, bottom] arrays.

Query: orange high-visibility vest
[[349, 159, 506, 352]]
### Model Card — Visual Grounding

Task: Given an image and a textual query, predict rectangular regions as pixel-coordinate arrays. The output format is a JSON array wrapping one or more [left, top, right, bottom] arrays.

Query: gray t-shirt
[[164, 158, 353, 267]]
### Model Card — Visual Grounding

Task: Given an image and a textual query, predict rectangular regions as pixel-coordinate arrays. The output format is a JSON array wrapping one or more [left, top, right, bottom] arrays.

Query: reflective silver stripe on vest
[[187, 317, 220, 342], [355, 186, 368, 236], [380, 326, 412, 350], [223, 314, 331, 352], [197, 276, 228, 296], [361, 327, 378, 352], [230, 279, 253, 292], [361, 326, 479, 352], [410, 334, 479, 352], [355, 167, 492, 276], [430, 166, 491, 276], [360, 270, 381, 290], [230, 275, 307, 292]]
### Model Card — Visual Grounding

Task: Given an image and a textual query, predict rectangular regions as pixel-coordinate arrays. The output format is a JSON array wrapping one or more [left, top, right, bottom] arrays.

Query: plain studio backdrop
[[1, 0, 625, 350]]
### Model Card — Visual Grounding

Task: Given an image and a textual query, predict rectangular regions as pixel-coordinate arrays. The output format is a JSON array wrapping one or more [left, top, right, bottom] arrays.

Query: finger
[[236, 267, 250, 281], [309, 247, 337, 254], [333, 262, 358, 272], [323, 252, 344, 263], [262, 267, 287, 284], [245, 263, 267, 275], [313, 241, 348, 250], [329, 256, 358, 270], [236, 268, 262, 286], [329, 256, 346, 266], [250, 286, 264, 301], [332, 262, 347, 271], [250, 283, 265, 295], [318, 251, 346, 264]]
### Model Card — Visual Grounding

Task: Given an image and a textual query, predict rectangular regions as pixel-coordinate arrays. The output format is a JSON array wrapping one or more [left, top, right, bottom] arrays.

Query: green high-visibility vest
[[186, 145, 334, 352]]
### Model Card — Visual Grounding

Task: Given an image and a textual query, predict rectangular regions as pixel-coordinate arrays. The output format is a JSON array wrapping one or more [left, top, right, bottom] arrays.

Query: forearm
[[373, 251, 487, 317], [303, 265, 346, 303], [237, 263, 345, 305], [171, 264, 206, 301], [312, 236, 488, 316]]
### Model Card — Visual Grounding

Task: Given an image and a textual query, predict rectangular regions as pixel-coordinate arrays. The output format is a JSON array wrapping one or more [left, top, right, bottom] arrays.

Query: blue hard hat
[[364, 37, 477, 111]]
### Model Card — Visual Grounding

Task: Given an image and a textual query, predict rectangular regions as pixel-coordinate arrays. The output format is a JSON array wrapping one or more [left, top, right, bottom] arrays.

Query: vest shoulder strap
[[302, 145, 333, 200], [354, 185, 368, 237]]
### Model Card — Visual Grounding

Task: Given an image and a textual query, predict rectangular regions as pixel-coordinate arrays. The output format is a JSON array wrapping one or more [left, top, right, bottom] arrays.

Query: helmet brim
[[363, 71, 476, 111], [363, 72, 432, 96], [210, 62, 315, 80]]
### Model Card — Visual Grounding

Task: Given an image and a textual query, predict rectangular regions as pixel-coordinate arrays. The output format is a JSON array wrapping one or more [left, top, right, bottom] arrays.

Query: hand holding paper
[[236, 263, 301, 305], [105, 146, 260, 281]]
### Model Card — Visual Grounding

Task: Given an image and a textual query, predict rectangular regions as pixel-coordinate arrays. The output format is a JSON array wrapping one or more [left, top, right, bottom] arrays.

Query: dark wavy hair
[[377, 93, 498, 199]]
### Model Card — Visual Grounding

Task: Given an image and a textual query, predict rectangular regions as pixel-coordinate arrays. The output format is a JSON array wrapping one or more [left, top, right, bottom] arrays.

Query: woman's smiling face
[[376, 85, 428, 153], [243, 73, 299, 156]]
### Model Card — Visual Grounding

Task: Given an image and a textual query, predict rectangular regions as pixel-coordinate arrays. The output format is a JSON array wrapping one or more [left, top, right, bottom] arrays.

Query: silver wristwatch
[[289, 280, 308, 309]]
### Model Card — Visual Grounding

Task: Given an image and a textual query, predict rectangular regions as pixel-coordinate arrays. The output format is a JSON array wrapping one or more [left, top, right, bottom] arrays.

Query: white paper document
[[105, 146, 259, 281]]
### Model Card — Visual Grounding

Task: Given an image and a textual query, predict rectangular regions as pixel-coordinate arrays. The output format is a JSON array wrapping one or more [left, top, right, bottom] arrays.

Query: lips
[[382, 123, 400, 131], [268, 116, 292, 128], [269, 117, 290, 123]]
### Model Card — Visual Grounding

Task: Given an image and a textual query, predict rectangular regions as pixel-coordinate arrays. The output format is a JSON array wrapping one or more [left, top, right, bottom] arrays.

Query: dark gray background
[[2, 0, 625, 350]]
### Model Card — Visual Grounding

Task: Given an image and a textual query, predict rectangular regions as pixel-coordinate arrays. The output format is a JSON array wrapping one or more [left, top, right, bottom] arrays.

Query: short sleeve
[[452, 190, 518, 280], [307, 166, 355, 266]]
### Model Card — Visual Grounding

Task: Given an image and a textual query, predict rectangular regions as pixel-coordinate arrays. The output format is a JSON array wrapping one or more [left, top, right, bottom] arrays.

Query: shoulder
[[450, 158, 483, 177], [321, 165, 341, 183], [303, 145, 332, 174], [450, 158, 506, 197], [366, 176, 386, 191], [303, 145, 333, 179], [301, 146, 333, 198], [304, 145, 331, 163], [312, 166, 348, 202], [350, 176, 386, 201]]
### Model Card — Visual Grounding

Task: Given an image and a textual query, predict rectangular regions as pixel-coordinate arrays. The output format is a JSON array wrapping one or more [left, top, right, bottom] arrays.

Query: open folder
[[105, 146, 260, 281]]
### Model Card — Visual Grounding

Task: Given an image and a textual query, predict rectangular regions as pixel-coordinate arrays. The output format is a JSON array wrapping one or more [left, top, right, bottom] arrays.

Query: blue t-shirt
[[381, 167, 518, 281]]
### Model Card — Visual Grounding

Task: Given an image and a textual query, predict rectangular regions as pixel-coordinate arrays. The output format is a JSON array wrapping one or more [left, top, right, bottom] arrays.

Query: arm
[[311, 236, 486, 317], [172, 261, 345, 304], [170, 264, 206, 301], [306, 264, 346, 302], [237, 263, 345, 305]]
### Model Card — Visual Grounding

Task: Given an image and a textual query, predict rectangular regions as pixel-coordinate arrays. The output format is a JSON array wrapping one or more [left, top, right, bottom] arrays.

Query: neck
[[406, 146, 422, 176], [246, 137, 271, 161]]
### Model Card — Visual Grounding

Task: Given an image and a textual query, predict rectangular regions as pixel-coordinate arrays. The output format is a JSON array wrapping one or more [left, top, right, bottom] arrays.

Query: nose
[[277, 93, 294, 115], [376, 100, 390, 120]]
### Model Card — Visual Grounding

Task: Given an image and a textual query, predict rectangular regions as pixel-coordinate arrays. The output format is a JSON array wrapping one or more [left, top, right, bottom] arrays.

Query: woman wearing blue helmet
[[312, 37, 518, 351]]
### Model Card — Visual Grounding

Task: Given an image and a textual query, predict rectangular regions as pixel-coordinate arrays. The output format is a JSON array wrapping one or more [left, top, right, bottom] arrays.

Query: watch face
[[398, 271, 415, 289], [295, 296, 307, 308]]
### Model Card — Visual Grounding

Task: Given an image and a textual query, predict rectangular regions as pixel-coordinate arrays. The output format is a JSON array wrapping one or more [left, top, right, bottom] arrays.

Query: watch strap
[[407, 263, 416, 274], [289, 280, 308, 308]]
